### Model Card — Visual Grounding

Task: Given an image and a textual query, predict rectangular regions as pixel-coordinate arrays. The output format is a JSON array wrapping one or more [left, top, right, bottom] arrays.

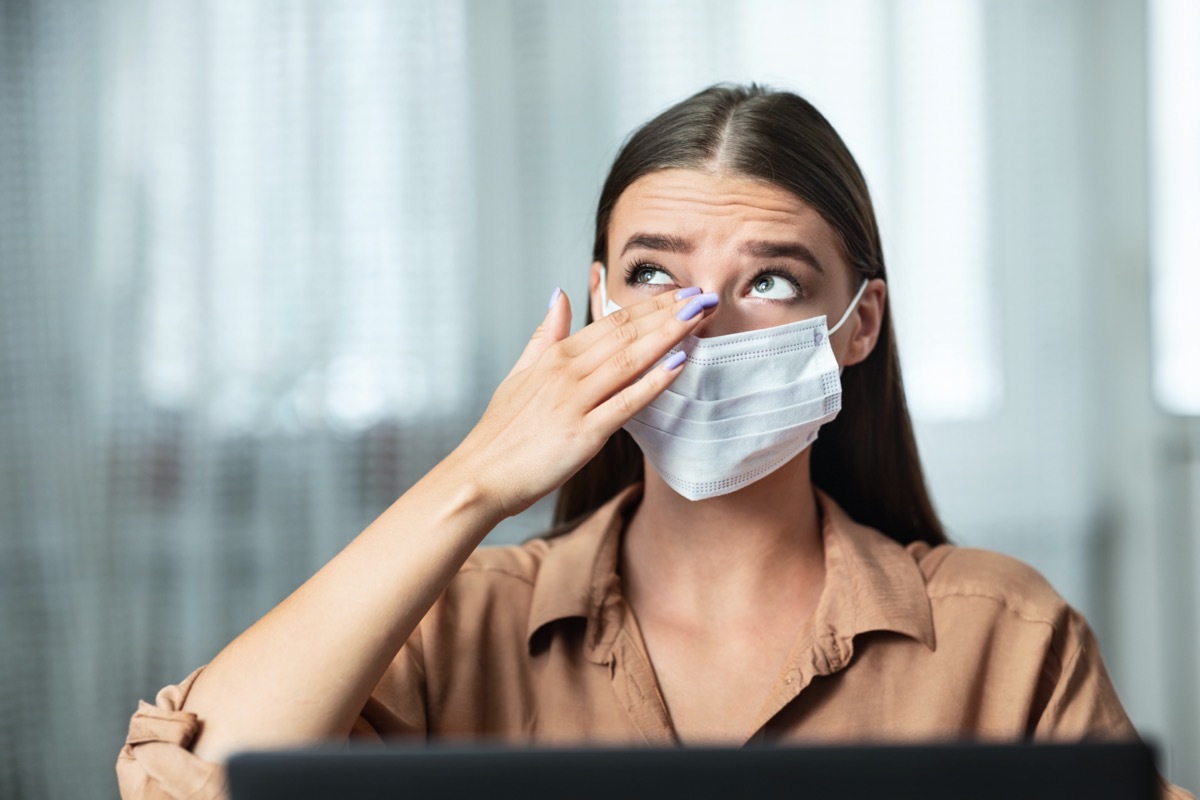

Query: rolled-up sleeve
[[116, 667, 226, 800], [117, 629, 427, 799]]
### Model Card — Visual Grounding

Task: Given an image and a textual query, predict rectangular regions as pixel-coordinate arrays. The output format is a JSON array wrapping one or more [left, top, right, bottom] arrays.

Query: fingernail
[[676, 299, 703, 321], [675, 292, 719, 321], [547, 287, 562, 310], [674, 287, 702, 300], [663, 351, 687, 371]]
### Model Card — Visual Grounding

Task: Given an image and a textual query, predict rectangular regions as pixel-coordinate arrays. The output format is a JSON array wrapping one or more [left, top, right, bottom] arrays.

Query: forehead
[[609, 168, 842, 254]]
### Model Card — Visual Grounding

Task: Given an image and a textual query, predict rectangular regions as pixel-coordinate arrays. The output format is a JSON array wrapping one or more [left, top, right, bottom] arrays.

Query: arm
[[181, 449, 504, 762], [144, 287, 713, 765]]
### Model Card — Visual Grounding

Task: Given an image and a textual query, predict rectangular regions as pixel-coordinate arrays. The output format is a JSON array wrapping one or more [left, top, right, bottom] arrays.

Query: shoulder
[[436, 538, 554, 617], [419, 525, 597, 654], [416, 539, 552, 652], [457, 537, 551, 588], [440, 526, 588, 607], [908, 542, 1075, 631]]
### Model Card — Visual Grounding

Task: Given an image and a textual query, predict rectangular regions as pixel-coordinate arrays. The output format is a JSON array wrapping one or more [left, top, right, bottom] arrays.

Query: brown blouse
[[117, 484, 1194, 799]]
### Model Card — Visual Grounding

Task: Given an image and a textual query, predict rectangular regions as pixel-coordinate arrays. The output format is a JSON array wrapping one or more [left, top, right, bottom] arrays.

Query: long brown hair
[[552, 84, 947, 547]]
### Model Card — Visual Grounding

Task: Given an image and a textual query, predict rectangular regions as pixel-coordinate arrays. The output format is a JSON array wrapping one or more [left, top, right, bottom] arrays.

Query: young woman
[[117, 84, 1192, 799]]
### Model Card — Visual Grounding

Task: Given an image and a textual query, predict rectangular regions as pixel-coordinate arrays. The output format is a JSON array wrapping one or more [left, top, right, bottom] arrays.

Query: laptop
[[227, 740, 1159, 800]]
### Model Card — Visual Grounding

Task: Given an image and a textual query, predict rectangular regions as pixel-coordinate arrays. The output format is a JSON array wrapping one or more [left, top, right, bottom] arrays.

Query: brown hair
[[552, 83, 947, 547]]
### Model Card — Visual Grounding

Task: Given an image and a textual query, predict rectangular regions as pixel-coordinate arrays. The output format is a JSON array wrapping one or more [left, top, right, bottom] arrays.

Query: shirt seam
[[927, 589, 1063, 631], [928, 591, 1077, 715]]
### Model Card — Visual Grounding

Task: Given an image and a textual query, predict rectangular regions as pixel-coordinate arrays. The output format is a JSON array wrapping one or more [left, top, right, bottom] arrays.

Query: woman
[[117, 84, 1192, 799]]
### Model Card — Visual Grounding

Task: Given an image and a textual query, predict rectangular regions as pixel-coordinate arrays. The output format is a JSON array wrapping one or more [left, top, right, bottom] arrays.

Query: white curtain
[[3, 2, 485, 796], [2, 1, 1195, 797]]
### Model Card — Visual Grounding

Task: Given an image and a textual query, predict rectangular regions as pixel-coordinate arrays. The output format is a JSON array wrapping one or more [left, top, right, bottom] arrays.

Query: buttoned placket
[[744, 624, 853, 741], [596, 584, 854, 747], [609, 626, 676, 745], [581, 568, 678, 745]]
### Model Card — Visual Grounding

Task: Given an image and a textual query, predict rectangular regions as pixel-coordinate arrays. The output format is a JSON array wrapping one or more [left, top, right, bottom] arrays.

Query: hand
[[449, 286, 717, 519]]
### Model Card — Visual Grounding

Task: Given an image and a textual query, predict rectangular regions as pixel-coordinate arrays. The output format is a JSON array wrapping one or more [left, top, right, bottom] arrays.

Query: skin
[[590, 168, 886, 742], [183, 204, 720, 762], [180, 167, 884, 761]]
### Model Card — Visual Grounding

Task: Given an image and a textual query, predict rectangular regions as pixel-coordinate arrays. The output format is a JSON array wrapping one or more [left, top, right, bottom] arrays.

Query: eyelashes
[[623, 260, 673, 287], [622, 260, 807, 301]]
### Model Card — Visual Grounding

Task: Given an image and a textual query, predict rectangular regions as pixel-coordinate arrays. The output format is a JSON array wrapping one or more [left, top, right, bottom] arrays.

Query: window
[[140, 2, 473, 433], [1150, 0, 1200, 415], [612, 0, 1001, 420]]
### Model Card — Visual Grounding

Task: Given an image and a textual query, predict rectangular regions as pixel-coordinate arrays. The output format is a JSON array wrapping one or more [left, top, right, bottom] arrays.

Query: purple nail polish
[[676, 298, 703, 321], [675, 287, 702, 300], [663, 351, 687, 371], [547, 287, 562, 310], [696, 292, 719, 309]]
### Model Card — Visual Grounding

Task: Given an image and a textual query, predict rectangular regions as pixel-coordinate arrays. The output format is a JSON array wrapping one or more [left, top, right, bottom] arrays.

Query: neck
[[621, 453, 825, 625]]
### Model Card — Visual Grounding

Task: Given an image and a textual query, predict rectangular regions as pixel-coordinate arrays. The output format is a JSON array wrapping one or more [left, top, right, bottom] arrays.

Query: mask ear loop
[[598, 265, 624, 316], [828, 279, 870, 335], [828, 279, 870, 376], [598, 265, 611, 310]]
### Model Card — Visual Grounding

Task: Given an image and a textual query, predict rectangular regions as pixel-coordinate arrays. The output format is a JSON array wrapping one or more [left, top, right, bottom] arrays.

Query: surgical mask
[[599, 269, 868, 501]]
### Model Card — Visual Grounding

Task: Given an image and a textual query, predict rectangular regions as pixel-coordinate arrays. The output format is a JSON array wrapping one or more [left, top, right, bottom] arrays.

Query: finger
[[587, 347, 689, 435], [574, 293, 715, 408], [555, 285, 701, 359], [570, 289, 717, 382], [506, 288, 572, 380]]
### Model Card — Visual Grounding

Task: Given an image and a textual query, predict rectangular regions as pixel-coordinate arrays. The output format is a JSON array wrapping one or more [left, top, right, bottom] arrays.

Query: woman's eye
[[749, 273, 799, 300], [632, 265, 673, 285]]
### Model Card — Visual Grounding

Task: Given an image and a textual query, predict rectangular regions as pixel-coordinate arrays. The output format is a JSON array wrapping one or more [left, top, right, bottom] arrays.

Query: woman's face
[[590, 167, 884, 366]]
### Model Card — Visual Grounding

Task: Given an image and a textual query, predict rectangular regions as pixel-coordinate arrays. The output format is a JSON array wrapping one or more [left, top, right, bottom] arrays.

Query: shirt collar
[[526, 483, 936, 664], [812, 488, 937, 661], [527, 484, 639, 663]]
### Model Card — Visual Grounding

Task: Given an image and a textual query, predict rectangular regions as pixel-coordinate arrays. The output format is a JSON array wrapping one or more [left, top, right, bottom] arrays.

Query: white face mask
[[599, 268, 868, 501]]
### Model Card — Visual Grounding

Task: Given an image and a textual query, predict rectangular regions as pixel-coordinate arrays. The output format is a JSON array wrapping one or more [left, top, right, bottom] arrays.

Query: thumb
[[506, 287, 572, 379]]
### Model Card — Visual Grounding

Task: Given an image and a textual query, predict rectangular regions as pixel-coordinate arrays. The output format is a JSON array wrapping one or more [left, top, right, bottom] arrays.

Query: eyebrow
[[620, 233, 694, 257], [739, 240, 825, 273], [620, 232, 824, 274]]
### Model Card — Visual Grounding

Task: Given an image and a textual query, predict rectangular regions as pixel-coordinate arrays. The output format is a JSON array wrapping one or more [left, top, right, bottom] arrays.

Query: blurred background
[[1, 0, 1197, 796]]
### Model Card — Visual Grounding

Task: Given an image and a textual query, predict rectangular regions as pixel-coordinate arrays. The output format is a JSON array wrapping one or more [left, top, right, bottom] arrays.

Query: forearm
[[183, 451, 504, 763], [175, 287, 708, 764]]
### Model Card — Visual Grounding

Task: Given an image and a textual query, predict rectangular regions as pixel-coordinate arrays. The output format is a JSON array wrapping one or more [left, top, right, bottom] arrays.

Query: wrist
[[424, 447, 511, 533]]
